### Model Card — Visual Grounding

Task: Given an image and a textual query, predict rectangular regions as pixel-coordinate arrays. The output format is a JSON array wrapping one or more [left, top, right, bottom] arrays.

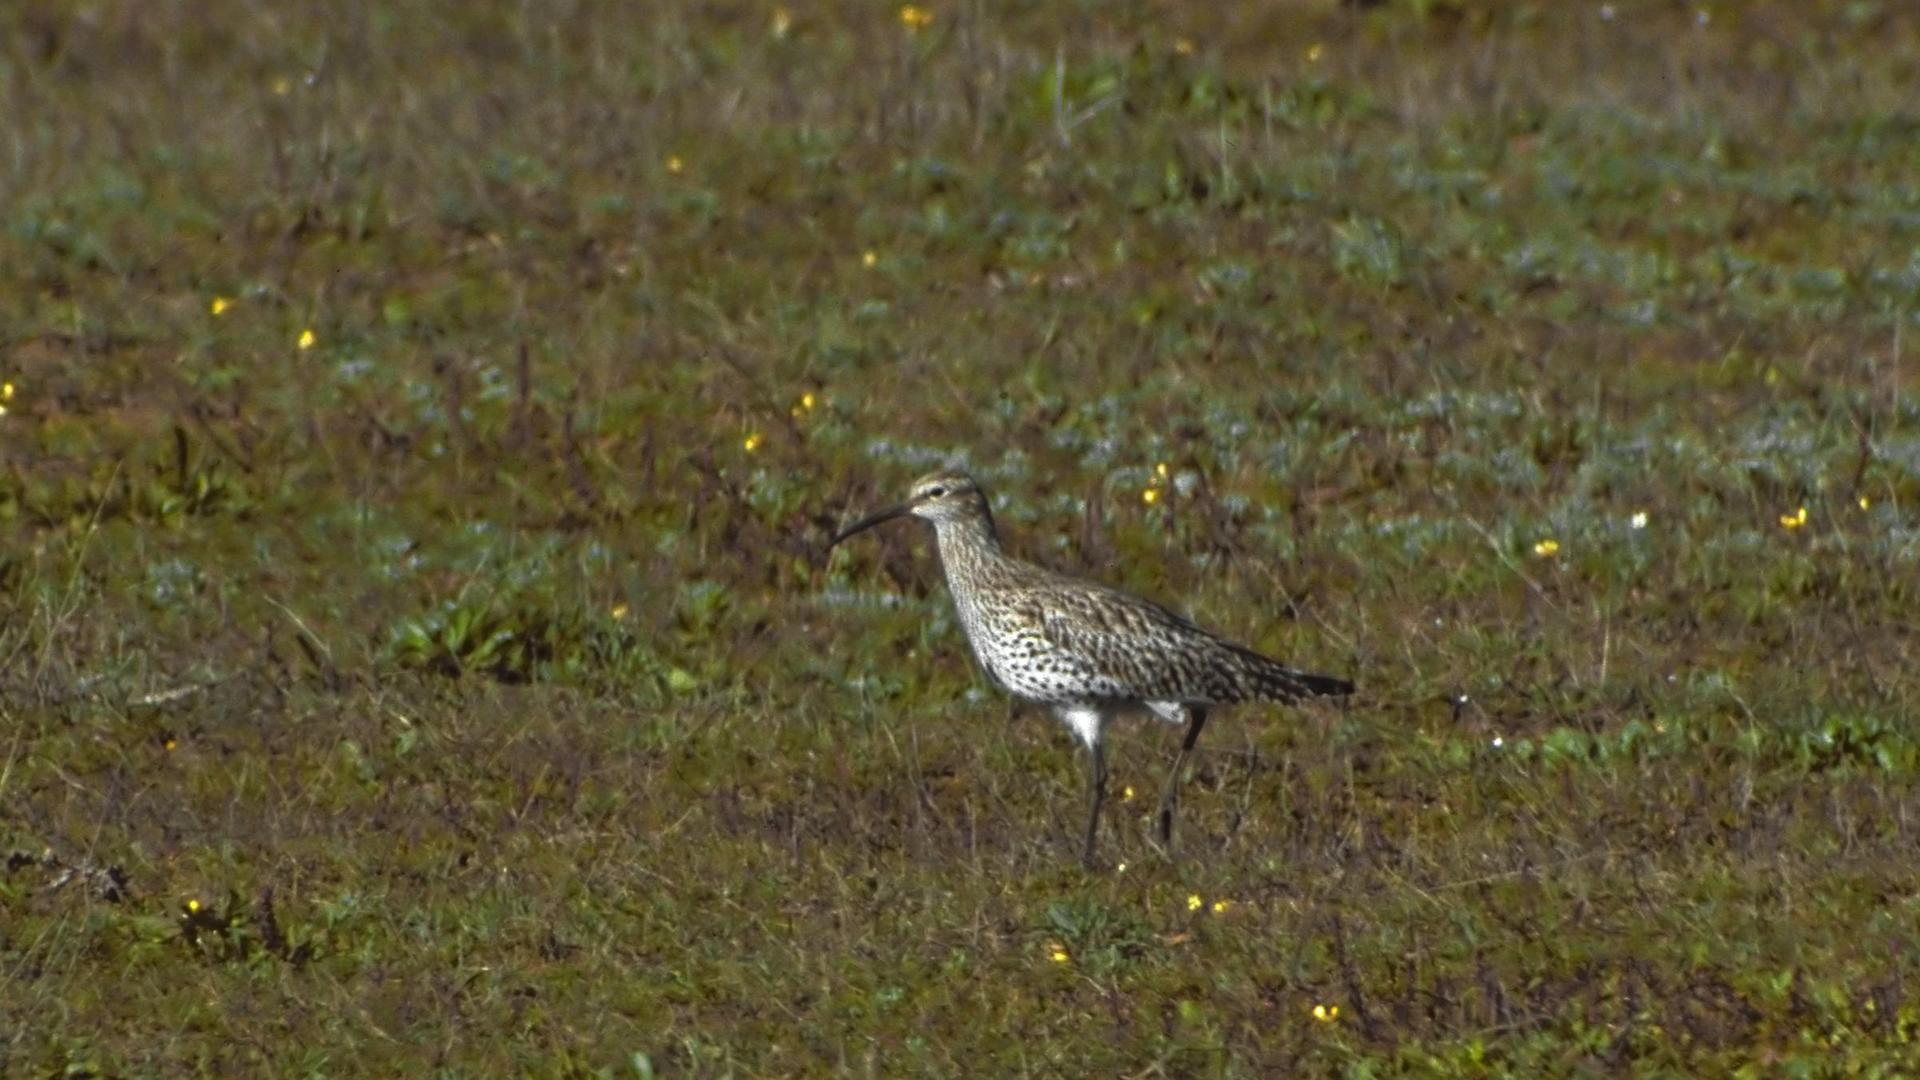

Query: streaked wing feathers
[[1032, 578, 1333, 705]]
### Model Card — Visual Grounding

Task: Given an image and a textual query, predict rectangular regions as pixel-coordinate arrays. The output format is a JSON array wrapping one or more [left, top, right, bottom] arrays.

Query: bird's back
[[947, 554, 1350, 707]]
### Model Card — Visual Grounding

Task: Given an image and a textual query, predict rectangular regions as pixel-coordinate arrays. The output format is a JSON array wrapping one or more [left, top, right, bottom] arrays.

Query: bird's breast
[[951, 596, 1126, 704]]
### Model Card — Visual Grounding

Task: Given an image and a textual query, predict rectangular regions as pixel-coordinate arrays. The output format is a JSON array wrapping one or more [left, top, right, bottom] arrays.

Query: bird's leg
[[1156, 706, 1209, 847], [1082, 737, 1108, 869]]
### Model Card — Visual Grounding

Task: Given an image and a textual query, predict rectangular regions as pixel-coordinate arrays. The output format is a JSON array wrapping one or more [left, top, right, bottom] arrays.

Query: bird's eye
[[926, 485, 947, 498]]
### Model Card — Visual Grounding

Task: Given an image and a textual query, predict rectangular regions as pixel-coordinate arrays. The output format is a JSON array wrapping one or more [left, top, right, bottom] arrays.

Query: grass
[[5, 0, 1920, 1073]]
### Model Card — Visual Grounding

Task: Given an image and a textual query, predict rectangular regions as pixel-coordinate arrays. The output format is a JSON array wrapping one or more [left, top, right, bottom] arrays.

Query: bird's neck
[[931, 514, 1005, 580]]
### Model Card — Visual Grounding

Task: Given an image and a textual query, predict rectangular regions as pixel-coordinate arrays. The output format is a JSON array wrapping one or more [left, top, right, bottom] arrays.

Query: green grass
[[5, 0, 1920, 1073]]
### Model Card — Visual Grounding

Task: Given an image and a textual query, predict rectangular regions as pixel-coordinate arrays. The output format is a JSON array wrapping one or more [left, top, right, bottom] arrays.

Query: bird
[[827, 468, 1354, 867]]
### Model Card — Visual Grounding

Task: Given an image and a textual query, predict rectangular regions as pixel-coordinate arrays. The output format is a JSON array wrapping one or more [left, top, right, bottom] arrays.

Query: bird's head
[[829, 469, 990, 546]]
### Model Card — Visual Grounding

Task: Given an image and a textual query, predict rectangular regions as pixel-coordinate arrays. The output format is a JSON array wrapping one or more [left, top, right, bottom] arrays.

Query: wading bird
[[828, 469, 1353, 867]]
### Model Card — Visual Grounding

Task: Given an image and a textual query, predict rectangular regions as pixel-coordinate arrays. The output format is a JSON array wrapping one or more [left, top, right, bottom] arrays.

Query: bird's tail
[[1235, 646, 1354, 703]]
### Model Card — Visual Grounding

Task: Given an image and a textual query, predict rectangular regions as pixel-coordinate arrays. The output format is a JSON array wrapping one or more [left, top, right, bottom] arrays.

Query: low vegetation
[[5, 1, 1919, 1073]]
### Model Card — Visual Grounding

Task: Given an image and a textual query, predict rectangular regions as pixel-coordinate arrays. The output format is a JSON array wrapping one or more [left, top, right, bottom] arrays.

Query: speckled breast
[[957, 603, 1125, 704]]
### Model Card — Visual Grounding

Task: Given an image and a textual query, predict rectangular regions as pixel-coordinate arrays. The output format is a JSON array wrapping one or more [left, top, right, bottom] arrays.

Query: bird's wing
[[1032, 579, 1251, 703], [1033, 576, 1350, 705]]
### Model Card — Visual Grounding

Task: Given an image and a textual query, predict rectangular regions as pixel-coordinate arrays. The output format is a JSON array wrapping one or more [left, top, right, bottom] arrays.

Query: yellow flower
[[1155, 462, 1169, 479], [1, 382, 11, 401], [801, 391, 817, 411], [771, 6, 792, 38], [1859, 495, 1871, 510], [1115, 862, 1128, 873], [210, 296, 233, 316], [899, 5, 933, 32], [164, 737, 177, 751], [862, 250, 878, 268], [1142, 488, 1159, 505], [1307, 43, 1324, 63], [1186, 894, 1203, 912], [1121, 785, 1135, 802], [187, 898, 202, 914], [610, 603, 629, 620], [743, 432, 763, 452], [1312, 1003, 1340, 1022], [1047, 941, 1069, 963], [1779, 506, 1807, 530], [666, 155, 684, 175], [1211, 899, 1232, 914], [1533, 538, 1559, 557], [1173, 38, 1194, 56], [297, 328, 317, 350], [271, 77, 292, 96]]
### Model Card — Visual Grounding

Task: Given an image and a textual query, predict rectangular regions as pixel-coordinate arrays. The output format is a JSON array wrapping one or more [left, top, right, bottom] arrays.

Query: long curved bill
[[829, 503, 911, 547]]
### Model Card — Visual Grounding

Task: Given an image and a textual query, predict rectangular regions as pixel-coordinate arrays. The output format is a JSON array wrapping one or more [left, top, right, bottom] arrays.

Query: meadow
[[5, 0, 1920, 1073]]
